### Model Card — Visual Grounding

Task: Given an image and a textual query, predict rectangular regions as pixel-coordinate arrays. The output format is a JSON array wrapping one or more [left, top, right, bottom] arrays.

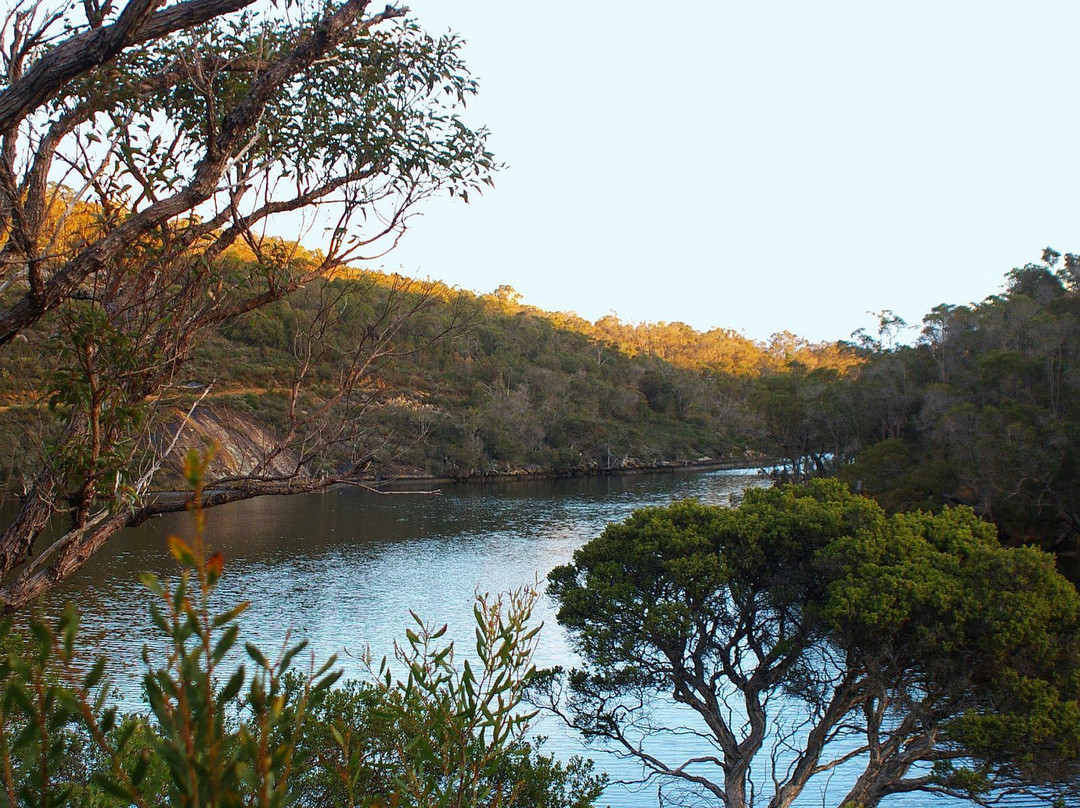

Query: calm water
[[34, 470, 1046, 808]]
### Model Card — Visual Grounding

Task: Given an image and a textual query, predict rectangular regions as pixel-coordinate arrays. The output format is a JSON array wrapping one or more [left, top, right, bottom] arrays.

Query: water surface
[[40, 470, 1046, 807]]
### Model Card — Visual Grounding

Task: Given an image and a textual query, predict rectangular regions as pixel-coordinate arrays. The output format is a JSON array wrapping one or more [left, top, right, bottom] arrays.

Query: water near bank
[[40, 470, 1048, 808], [58, 469, 766, 686], [51, 469, 762, 806]]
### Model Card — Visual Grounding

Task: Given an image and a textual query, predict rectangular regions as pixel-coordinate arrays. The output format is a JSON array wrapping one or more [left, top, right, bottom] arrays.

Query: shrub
[[0, 450, 602, 807]]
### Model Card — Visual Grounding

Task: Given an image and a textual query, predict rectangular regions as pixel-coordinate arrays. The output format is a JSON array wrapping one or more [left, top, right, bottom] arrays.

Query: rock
[[156, 405, 302, 488]]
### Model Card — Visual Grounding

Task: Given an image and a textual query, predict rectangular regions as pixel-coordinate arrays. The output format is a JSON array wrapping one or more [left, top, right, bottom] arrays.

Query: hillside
[[0, 269, 860, 488], [2, 252, 1078, 571]]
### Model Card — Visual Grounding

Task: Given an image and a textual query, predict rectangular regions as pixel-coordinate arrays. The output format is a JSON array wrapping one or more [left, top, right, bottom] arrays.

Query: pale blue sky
[[383, 1, 1079, 343]]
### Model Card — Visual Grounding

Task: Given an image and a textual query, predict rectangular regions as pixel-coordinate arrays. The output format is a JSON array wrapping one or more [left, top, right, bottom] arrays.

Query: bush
[[0, 450, 603, 807]]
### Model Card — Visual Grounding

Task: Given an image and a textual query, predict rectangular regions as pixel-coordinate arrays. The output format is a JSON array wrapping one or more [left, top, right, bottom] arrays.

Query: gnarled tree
[[0, 0, 495, 608], [543, 480, 1080, 808]]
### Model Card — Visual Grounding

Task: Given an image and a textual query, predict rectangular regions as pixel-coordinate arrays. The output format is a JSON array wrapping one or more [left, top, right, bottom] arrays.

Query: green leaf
[[83, 657, 107, 691], [218, 666, 245, 705], [139, 572, 166, 598], [92, 773, 131, 800], [131, 750, 151, 786], [246, 642, 269, 669], [313, 654, 339, 679], [94, 706, 116, 734], [58, 603, 79, 660], [212, 625, 239, 665], [148, 603, 170, 634], [279, 639, 308, 673], [316, 668, 343, 692], [114, 720, 136, 752], [212, 601, 250, 628]]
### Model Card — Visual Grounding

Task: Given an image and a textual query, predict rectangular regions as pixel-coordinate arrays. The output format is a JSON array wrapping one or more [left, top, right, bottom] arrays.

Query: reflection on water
[[57, 471, 766, 687], [27, 470, 1035, 808]]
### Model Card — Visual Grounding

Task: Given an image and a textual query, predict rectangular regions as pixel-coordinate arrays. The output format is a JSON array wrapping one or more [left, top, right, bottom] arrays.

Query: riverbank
[[357, 455, 774, 490], [0, 456, 776, 508]]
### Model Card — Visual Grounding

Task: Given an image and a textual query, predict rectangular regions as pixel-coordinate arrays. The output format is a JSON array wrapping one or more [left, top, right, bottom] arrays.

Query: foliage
[[0, 269, 781, 490], [0, 450, 598, 807], [181, 275, 862, 480], [839, 249, 1080, 562], [0, 0, 498, 607], [289, 590, 605, 808], [166, 278, 863, 487], [543, 479, 1080, 808]]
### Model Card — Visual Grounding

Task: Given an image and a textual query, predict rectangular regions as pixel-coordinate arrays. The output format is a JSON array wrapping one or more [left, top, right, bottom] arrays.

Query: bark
[[766, 670, 864, 808], [0, 0, 255, 134], [840, 760, 912, 808], [0, 468, 57, 580]]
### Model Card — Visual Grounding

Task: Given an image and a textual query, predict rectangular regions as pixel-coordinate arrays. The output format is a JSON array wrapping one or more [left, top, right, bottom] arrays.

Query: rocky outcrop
[[157, 406, 303, 488]]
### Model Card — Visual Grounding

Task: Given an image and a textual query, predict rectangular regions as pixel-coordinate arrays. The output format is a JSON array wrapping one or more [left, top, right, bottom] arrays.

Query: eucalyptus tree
[[0, 0, 496, 608], [544, 480, 1080, 808], [842, 251, 1080, 557]]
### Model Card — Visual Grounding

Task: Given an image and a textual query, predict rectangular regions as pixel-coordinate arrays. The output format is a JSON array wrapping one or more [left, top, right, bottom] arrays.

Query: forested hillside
[[0, 263, 862, 489], [19, 273, 850, 484], [3, 244, 1077, 568]]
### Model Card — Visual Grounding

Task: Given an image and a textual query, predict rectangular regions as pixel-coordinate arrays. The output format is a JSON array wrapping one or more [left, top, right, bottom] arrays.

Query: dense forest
[[188, 272, 863, 478], [839, 249, 1080, 561]]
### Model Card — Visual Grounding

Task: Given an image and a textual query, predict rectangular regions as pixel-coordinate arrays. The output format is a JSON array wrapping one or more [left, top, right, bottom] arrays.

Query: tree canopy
[[544, 479, 1080, 808], [837, 250, 1080, 565], [0, 0, 496, 608]]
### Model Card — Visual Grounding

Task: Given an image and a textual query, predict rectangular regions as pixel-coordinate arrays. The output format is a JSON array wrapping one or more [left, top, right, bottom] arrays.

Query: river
[[35, 469, 1053, 808]]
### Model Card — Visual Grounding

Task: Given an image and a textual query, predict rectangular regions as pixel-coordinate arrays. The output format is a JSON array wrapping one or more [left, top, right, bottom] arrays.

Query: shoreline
[[148, 458, 776, 500], [326, 456, 775, 494], [0, 458, 776, 505]]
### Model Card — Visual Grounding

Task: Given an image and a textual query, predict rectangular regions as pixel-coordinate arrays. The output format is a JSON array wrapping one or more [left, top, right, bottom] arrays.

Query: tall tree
[[0, 0, 495, 608], [841, 252, 1080, 561]]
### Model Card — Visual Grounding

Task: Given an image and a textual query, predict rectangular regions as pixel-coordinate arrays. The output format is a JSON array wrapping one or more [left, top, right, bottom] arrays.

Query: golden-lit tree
[[0, 0, 495, 608]]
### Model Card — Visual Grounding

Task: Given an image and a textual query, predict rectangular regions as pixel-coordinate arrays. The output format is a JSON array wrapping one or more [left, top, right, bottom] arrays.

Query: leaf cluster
[[548, 479, 1080, 806]]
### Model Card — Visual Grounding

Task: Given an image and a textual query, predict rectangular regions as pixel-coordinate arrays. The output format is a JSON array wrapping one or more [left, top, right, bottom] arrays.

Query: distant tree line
[[833, 249, 1080, 564]]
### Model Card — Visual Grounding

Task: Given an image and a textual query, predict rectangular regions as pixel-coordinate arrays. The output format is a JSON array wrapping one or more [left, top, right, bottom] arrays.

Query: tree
[[840, 252, 1080, 560], [543, 479, 1080, 808], [0, 0, 495, 607], [750, 365, 860, 481]]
